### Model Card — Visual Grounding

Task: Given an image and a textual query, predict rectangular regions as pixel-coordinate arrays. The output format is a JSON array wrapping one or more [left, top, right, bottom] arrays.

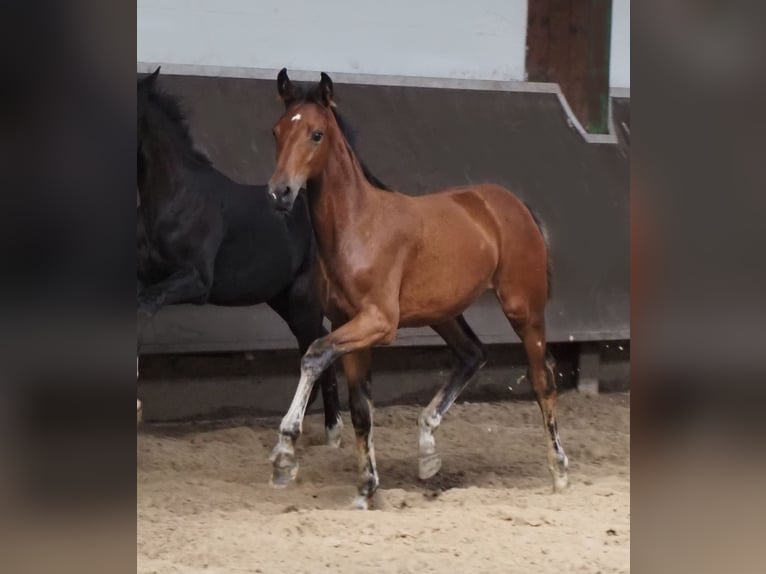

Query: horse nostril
[[268, 185, 290, 202]]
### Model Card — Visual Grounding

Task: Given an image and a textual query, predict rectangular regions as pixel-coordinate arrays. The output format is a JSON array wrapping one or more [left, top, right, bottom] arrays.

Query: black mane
[[332, 109, 390, 191], [292, 86, 390, 191], [140, 84, 211, 167]]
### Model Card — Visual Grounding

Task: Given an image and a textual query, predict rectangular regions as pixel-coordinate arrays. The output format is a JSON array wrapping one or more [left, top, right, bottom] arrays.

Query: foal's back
[[375, 183, 548, 325]]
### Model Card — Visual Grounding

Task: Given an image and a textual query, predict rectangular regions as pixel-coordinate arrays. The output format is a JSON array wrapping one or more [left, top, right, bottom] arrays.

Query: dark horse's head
[[268, 68, 387, 211], [137, 67, 209, 193], [137, 67, 161, 129], [137, 67, 162, 189]]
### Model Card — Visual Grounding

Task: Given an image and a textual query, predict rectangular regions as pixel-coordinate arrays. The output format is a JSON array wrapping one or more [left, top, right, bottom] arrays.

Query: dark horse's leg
[[267, 279, 342, 449], [137, 266, 210, 316], [136, 311, 152, 423], [418, 315, 488, 479], [137, 261, 213, 422]]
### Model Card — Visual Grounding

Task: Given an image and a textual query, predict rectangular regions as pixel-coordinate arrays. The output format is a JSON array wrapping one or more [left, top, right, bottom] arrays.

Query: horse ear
[[141, 66, 161, 90], [319, 72, 335, 107], [277, 67, 297, 106]]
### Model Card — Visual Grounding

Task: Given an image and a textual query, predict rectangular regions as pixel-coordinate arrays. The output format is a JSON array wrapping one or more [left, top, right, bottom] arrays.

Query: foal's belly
[[397, 280, 493, 327], [396, 203, 498, 327]]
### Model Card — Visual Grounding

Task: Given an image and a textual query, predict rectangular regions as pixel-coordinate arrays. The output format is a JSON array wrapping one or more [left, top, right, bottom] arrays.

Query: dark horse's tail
[[524, 202, 554, 301]]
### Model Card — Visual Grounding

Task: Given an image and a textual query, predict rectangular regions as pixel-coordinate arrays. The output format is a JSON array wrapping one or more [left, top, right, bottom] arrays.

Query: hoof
[[270, 462, 298, 489], [325, 422, 343, 448], [351, 495, 370, 510], [418, 453, 442, 480], [270, 443, 299, 488], [552, 472, 569, 493], [550, 454, 569, 492], [548, 453, 569, 492]]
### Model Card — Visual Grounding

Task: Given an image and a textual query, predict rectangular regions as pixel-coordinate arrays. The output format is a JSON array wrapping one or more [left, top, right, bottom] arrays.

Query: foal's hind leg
[[419, 316, 487, 480], [500, 297, 569, 492]]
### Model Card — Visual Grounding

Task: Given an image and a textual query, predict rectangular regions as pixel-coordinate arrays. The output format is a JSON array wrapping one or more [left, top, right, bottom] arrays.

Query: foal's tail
[[523, 202, 554, 301]]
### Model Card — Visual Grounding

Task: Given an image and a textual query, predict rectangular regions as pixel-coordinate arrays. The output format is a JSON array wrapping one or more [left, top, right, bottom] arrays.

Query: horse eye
[[311, 130, 323, 142]]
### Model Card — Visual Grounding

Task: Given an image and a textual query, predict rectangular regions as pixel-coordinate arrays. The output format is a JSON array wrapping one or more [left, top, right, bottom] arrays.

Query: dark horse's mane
[[294, 89, 391, 191], [140, 84, 212, 168], [142, 79, 389, 191]]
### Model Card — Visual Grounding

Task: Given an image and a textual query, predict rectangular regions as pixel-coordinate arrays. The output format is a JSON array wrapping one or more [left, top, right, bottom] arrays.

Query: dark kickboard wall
[[139, 74, 629, 352]]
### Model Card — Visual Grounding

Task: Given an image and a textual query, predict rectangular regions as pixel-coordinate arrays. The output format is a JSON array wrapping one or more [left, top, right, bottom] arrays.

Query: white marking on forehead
[[291, 113, 302, 122]]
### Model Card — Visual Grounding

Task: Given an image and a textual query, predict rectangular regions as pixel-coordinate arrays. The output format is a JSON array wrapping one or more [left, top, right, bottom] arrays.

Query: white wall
[[137, 0, 528, 81], [610, 0, 630, 88]]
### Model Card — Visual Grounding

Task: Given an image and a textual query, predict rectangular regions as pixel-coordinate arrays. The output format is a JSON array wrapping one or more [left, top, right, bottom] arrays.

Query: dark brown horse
[[268, 70, 568, 509]]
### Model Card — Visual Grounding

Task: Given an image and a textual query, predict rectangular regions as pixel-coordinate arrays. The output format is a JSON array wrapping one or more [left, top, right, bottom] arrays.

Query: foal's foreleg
[[270, 305, 395, 493], [269, 351, 325, 487], [267, 290, 343, 448], [341, 348, 378, 509]]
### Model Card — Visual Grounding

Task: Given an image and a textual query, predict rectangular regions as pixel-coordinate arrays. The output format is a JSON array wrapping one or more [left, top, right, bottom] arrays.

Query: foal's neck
[[308, 120, 381, 250]]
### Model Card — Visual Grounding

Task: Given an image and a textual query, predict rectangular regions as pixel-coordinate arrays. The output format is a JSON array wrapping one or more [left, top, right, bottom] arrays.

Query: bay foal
[[268, 70, 568, 508]]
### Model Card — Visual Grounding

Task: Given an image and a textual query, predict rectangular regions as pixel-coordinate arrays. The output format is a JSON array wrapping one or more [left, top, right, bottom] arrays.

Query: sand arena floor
[[138, 391, 630, 573]]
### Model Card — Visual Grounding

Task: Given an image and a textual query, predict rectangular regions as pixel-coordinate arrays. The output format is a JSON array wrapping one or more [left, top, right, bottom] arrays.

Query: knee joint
[[302, 340, 333, 373]]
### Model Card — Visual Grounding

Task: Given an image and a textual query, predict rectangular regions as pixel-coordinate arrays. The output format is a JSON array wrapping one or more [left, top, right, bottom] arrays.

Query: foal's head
[[268, 69, 338, 211]]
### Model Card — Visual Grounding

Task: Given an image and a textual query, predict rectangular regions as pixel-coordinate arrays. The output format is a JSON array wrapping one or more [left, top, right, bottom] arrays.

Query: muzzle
[[268, 176, 303, 211]]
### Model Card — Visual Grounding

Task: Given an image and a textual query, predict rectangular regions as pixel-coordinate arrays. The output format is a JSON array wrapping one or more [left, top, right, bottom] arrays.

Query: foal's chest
[[317, 255, 373, 321]]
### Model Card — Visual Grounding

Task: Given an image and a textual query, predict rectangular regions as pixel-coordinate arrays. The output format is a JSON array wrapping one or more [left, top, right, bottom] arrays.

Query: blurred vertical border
[[0, 1, 136, 573], [634, 1, 766, 572]]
